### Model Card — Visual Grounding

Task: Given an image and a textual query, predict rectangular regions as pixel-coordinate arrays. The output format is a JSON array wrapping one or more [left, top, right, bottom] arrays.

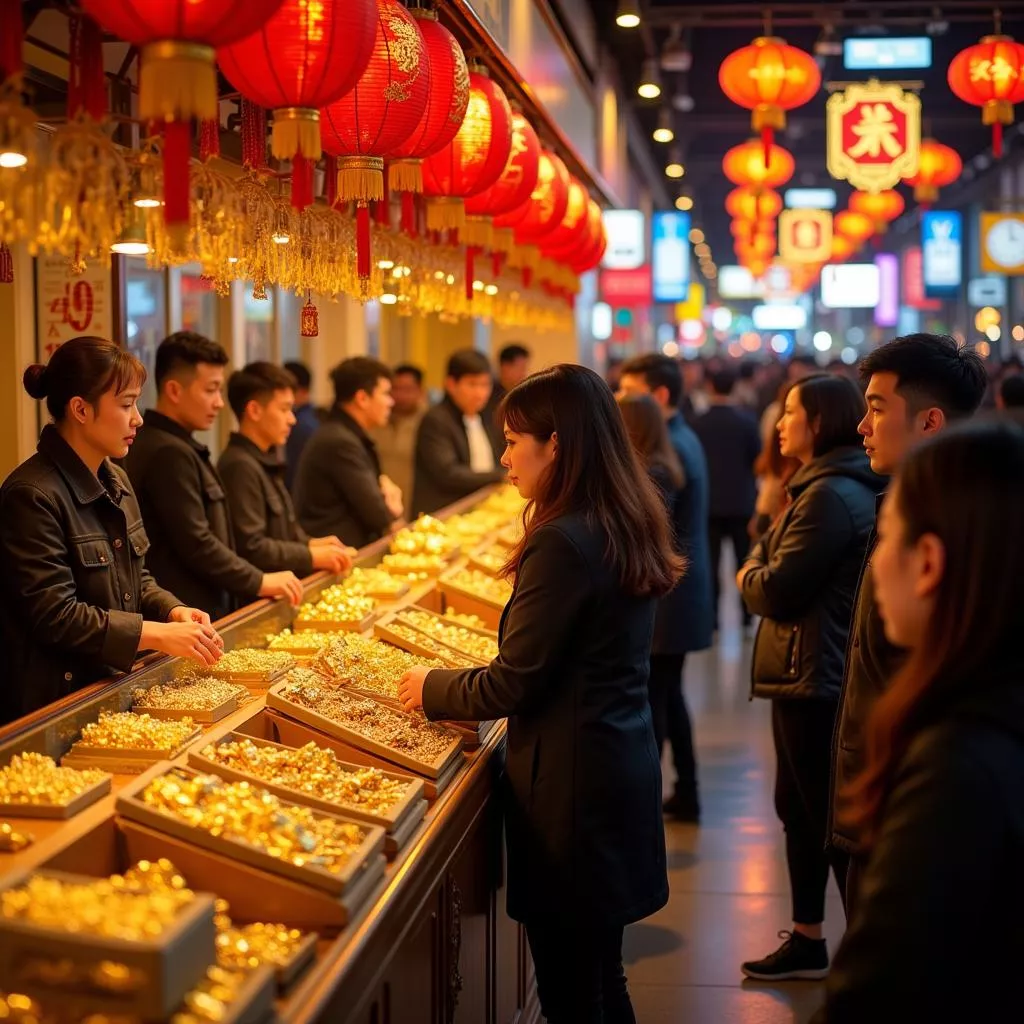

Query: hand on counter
[[379, 474, 405, 521], [398, 665, 431, 712], [259, 570, 304, 607], [140, 614, 223, 666], [308, 538, 356, 575]]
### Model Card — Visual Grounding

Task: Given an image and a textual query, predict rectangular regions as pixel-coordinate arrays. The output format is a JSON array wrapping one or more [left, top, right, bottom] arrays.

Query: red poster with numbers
[[35, 255, 112, 361]]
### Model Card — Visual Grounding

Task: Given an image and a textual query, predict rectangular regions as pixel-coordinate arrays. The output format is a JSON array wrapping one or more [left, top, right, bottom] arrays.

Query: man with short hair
[[371, 363, 427, 516], [830, 333, 986, 919], [413, 349, 506, 515], [218, 363, 353, 578], [619, 353, 714, 821], [283, 360, 321, 492], [125, 332, 303, 621], [691, 364, 763, 632], [294, 357, 402, 549], [484, 344, 531, 451]]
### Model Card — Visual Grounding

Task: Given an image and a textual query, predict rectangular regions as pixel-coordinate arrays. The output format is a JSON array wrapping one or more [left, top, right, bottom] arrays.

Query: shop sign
[[820, 263, 881, 309], [967, 276, 1008, 306], [779, 209, 833, 263], [35, 255, 112, 361], [601, 210, 645, 270], [874, 252, 900, 328], [902, 247, 942, 311], [921, 210, 962, 296], [826, 80, 921, 192], [600, 265, 651, 307], [651, 211, 691, 303], [674, 282, 705, 321], [980, 212, 1024, 275]]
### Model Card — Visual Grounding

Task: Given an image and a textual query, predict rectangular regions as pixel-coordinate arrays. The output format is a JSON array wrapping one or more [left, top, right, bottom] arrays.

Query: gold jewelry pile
[[174, 965, 251, 1024], [0, 873, 195, 940], [0, 753, 107, 806], [79, 713, 197, 751], [214, 894, 306, 973], [445, 511, 508, 544], [443, 610, 495, 632], [0, 823, 33, 852], [379, 552, 448, 579], [398, 611, 499, 662], [199, 738, 410, 815], [312, 633, 444, 700], [132, 678, 242, 712], [390, 515, 459, 558], [445, 568, 513, 605], [265, 629, 336, 654], [384, 622, 477, 667], [211, 649, 295, 679], [341, 567, 410, 598], [295, 588, 377, 627], [470, 546, 507, 575], [280, 677, 457, 764], [140, 770, 368, 875]]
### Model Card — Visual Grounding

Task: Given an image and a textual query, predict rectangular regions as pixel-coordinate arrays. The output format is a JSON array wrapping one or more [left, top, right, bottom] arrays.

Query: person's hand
[[398, 665, 432, 712], [168, 605, 215, 629], [259, 570, 304, 606], [142, 620, 223, 666], [309, 541, 355, 575], [310, 535, 344, 548], [380, 474, 404, 520]]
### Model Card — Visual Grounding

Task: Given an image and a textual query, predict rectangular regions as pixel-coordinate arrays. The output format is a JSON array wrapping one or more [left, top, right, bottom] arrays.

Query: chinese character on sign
[[827, 79, 921, 192], [779, 209, 833, 263]]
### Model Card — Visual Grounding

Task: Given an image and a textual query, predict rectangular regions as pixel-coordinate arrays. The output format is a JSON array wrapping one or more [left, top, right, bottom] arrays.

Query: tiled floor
[[624, 585, 847, 1023]]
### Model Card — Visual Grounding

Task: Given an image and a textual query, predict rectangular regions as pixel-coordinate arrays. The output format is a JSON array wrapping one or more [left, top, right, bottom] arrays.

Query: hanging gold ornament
[[300, 292, 319, 337]]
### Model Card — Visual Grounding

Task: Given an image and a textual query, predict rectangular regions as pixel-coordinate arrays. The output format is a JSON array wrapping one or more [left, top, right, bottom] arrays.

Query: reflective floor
[[625, 571, 846, 1023]]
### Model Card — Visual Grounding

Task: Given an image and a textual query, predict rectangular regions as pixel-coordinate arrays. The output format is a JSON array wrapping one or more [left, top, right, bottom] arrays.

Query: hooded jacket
[[741, 446, 882, 700]]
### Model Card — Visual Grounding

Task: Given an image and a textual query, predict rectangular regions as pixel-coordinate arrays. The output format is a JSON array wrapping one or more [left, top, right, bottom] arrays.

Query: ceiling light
[[689, 227, 705, 244], [0, 150, 27, 169], [110, 219, 150, 256], [660, 26, 692, 72], [672, 92, 695, 113], [484, 284, 498, 295], [675, 195, 693, 211], [272, 230, 290, 244], [652, 107, 674, 144], [380, 292, 398, 305], [637, 58, 662, 100], [378, 259, 395, 270], [665, 162, 684, 179], [615, 0, 640, 28]]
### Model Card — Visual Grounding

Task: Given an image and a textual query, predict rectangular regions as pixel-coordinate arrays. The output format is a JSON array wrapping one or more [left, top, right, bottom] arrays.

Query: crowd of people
[[2, 329, 1023, 1022]]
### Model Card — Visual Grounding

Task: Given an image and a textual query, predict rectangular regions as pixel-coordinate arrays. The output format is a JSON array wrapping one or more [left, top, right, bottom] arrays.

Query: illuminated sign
[[752, 303, 807, 330], [820, 263, 881, 309], [651, 211, 691, 303], [784, 188, 838, 209], [874, 253, 899, 328], [717, 265, 765, 299], [844, 37, 932, 71], [921, 210, 962, 296], [779, 209, 833, 263], [601, 210, 645, 270], [599, 265, 651, 306]]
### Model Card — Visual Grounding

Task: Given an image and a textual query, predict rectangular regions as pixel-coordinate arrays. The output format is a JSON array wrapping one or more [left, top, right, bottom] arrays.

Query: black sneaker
[[662, 791, 701, 823], [741, 930, 829, 981]]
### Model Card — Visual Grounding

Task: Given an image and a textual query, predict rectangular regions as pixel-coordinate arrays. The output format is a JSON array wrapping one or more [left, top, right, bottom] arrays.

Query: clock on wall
[[981, 213, 1024, 274]]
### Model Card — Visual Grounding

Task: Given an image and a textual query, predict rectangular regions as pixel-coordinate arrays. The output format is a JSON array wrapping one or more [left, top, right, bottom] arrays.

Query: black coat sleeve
[[740, 485, 853, 621], [331, 439, 394, 540], [219, 456, 314, 576], [812, 734, 1003, 1023], [422, 526, 591, 722], [136, 445, 264, 596], [139, 567, 184, 622], [415, 413, 505, 499]]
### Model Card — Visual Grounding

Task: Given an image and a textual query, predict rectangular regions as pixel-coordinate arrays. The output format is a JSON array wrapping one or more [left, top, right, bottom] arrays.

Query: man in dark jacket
[[293, 357, 402, 549], [124, 333, 303, 621], [282, 360, 322, 493], [830, 334, 986, 916], [691, 365, 762, 631], [619, 353, 714, 821], [218, 363, 353, 577], [412, 350, 506, 515]]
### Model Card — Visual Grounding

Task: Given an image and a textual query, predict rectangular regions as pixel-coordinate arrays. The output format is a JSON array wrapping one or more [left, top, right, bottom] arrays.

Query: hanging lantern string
[[325, 155, 338, 206], [241, 99, 267, 170], [401, 192, 417, 236], [67, 14, 106, 120], [0, 0, 23, 82], [199, 118, 220, 161]]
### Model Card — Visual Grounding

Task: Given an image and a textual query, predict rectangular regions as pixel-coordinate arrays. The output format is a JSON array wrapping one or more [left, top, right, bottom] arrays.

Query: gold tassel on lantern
[[462, 215, 493, 248], [337, 155, 384, 203], [301, 293, 319, 337], [272, 107, 322, 161], [491, 227, 515, 254], [426, 196, 466, 232], [138, 42, 218, 121], [389, 158, 423, 193]]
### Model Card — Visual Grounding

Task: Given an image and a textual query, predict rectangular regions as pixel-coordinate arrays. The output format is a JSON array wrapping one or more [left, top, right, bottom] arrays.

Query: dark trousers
[[709, 514, 752, 626], [844, 851, 865, 922], [648, 653, 697, 801], [527, 919, 634, 1024], [772, 700, 848, 925]]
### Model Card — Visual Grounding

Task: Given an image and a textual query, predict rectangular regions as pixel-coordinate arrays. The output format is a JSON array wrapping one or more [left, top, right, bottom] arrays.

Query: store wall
[[0, 245, 41, 478]]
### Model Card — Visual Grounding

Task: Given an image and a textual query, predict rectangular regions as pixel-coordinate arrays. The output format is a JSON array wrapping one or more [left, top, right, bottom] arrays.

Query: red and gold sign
[[826, 80, 921, 192], [778, 208, 832, 263]]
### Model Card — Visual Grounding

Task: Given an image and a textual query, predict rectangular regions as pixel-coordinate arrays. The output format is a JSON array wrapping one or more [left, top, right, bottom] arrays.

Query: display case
[[0, 488, 538, 1024]]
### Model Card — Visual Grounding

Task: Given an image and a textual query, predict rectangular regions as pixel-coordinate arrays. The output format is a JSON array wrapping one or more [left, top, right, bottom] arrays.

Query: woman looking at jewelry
[[398, 364, 681, 1023], [0, 336, 222, 724]]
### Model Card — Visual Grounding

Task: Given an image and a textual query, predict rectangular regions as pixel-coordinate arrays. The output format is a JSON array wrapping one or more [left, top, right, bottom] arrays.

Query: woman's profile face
[[777, 386, 816, 463], [73, 384, 144, 459], [873, 485, 942, 649], [501, 425, 556, 500]]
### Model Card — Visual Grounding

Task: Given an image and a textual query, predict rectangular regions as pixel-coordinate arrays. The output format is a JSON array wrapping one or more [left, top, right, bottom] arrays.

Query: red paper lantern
[[217, 0, 376, 208], [904, 138, 962, 204], [388, 9, 471, 215], [81, 0, 285, 242], [422, 66, 514, 234], [731, 218, 776, 243], [507, 150, 571, 244], [725, 186, 783, 222], [849, 189, 905, 233], [540, 177, 589, 256], [834, 209, 875, 244], [320, 0, 429, 277], [571, 201, 607, 273], [948, 35, 1024, 157], [465, 112, 541, 229], [830, 234, 856, 262], [719, 36, 820, 163], [722, 139, 795, 191], [735, 235, 776, 261]]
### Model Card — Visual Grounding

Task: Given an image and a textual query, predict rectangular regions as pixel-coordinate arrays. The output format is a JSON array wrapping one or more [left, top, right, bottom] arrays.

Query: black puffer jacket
[[812, 672, 1024, 1024], [741, 447, 881, 700]]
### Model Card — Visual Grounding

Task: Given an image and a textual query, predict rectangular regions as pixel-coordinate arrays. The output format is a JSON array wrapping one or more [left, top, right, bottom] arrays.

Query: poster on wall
[[35, 255, 113, 362]]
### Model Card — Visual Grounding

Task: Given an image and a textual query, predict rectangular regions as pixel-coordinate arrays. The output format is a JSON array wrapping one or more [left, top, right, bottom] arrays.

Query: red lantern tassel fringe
[[199, 118, 220, 162], [162, 120, 192, 249], [492, 252, 504, 279], [0, 0, 23, 81], [290, 153, 313, 211], [241, 100, 267, 170], [325, 156, 337, 206], [375, 196, 390, 228], [67, 14, 106, 120], [465, 246, 479, 301], [994, 122, 1004, 159], [401, 192, 417, 236], [356, 202, 371, 280]]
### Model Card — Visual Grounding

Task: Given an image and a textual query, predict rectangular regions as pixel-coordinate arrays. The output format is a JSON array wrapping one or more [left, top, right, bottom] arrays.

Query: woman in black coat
[[0, 337, 222, 724], [813, 421, 1024, 1023], [737, 375, 881, 981], [399, 365, 681, 1024]]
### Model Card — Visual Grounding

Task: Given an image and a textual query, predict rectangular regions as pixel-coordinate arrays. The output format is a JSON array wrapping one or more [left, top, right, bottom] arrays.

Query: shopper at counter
[[370, 363, 426, 517], [412, 349, 507, 516], [218, 362, 354, 577], [125, 332, 303, 622], [282, 360, 322, 493], [399, 364, 679, 1023], [293, 357, 403, 549], [813, 421, 1024, 1024], [0, 337, 223, 723]]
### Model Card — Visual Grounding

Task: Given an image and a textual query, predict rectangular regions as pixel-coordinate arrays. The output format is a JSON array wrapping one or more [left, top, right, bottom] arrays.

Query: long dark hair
[[792, 374, 866, 456], [24, 336, 145, 422], [617, 393, 684, 490], [842, 419, 1024, 844], [501, 364, 683, 597]]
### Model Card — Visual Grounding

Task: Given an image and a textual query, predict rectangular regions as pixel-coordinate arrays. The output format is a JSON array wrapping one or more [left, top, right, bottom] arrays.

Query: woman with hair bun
[[0, 336, 222, 724]]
